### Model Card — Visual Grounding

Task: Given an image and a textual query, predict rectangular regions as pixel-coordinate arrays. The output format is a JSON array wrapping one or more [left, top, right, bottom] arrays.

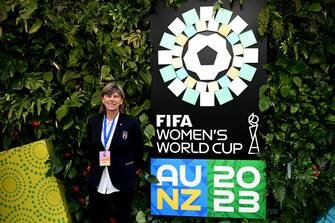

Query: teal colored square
[[184, 25, 197, 38], [159, 32, 176, 50], [182, 88, 199, 105], [227, 32, 239, 45], [182, 9, 199, 26], [215, 8, 233, 25], [159, 65, 176, 82], [176, 68, 189, 80], [218, 75, 231, 87], [215, 87, 233, 105], [240, 64, 257, 81], [239, 30, 257, 48]]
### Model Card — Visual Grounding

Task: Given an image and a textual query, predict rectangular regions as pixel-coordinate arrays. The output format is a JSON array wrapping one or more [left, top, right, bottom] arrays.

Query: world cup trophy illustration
[[248, 113, 259, 154]]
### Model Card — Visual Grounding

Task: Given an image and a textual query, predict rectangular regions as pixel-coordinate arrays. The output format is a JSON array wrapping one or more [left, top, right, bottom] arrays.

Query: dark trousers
[[89, 190, 134, 223]]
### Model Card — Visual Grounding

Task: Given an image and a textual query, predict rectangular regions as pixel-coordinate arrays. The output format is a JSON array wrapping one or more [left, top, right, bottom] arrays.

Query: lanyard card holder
[[99, 151, 110, 166]]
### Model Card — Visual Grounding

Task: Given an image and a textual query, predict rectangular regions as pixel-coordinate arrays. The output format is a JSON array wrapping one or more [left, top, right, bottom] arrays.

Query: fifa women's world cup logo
[[248, 113, 259, 154], [157, 6, 259, 107]]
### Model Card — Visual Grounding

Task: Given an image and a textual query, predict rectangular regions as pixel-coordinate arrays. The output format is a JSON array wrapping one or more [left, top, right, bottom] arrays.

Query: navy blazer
[[85, 112, 144, 192]]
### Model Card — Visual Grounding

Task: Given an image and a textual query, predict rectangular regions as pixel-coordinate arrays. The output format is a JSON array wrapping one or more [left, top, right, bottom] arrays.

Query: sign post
[[150, 0, 267, 219]]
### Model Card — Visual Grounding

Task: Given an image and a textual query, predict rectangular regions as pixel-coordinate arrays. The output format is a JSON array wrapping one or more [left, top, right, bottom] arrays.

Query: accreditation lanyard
[[103, 114, 116, 151]]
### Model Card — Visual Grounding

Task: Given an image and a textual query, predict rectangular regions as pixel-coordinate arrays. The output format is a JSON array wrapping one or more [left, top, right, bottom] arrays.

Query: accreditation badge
[[99, 151, 111, 166]]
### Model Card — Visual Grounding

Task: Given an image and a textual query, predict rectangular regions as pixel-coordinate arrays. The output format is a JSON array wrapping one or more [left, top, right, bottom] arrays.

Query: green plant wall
[[257, 0, 335, 222], [0, 0, 154, 222], [0, 0, 334, 222]]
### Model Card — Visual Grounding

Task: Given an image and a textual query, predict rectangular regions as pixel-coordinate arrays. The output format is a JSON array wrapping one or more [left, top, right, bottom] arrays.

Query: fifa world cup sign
[[150, 0, 267, 219]]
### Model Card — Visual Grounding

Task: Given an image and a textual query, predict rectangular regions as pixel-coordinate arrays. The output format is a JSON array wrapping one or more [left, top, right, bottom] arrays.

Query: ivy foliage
[[0, 0, 154, 222], [1, 0, 335, 222], [258, 0, 335, 222]]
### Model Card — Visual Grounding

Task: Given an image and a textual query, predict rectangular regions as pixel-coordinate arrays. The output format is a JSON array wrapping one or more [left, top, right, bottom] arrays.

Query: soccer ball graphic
[[183, 33, 231, 81], [158, 6, 259, 107]]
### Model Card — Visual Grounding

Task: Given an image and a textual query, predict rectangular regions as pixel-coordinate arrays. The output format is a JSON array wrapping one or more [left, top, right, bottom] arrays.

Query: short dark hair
[[99, 83, 125, 113]]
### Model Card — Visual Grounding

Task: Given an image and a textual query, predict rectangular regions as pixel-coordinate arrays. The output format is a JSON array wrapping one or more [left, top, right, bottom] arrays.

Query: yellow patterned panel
[[0, 140, 71, 223]]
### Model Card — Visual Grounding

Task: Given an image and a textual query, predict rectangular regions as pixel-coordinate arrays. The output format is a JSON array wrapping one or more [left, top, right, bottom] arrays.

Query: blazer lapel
[[110, 112, 124, 147], [97, 113, 104, 149]]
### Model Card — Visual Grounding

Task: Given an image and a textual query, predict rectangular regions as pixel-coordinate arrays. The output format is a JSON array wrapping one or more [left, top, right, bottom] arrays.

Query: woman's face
[[102, 91, 123, 113]]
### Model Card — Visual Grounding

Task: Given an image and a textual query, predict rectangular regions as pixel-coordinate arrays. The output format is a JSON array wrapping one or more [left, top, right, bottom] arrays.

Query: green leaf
[[101, 64, 114, 81], [0, 7, 8, 22], [142, 151, 149, 162], [139, 70, 151, 85], [263, 63, 276, 72], [290, 105, 299, 114], [301, 118, 308, 124], [287, 61, 308, 74], [86, 40, 95, 52], [142, 99, 151, 110], [68, 92, 85, 108], [325, 114, 335, 123], [63, 160, 72, 179], [329, 102, 335, 111], [135, 210, 146, 223], [56, 104, 69, 121], [127, 61, 137, 70], [309, 53, 321, 64], [265, 133, 274, 144], [90, 90, 101, 108], [63, 119, 74, 131], [144, 124, 155, 138], [144, 140, 153, 147], [274, 132, 285, 141], [29, 19, 42, 34], [101, 64, 110, 76], [147, 174, 159, 184], [293, 76, 302, 88], [259, 85, 268, 97], [11, 79, 24, 90], [67, 166, 78, 179], [257, 7, 270, 36], [75, 210, 83, 222], [130, 105, 143, 116], [309, 121, 319, 130], [139, 113, 148, 125], [112, 41, 128, 57], [307, 3, 322, 12], [45, 42, 55, 52], [68, 200, 80, 213], [34, 128, 42, 139], [43, 72, 53, 82], [83, 74, 94, 83], [2, 135, 11, 149], [327, 44, 335, 55], [18, 1, 38, 21], [280, 85, 290, 97], [46, 97, 56, 112], [259, 96, 271, 112], [301, 47, 308, 59], [61, 71, 81, 84], [273, 185, 286, 207], [52, 155, 64, 174], [279, 71, 290, 85], [24, 77, 44, 90]]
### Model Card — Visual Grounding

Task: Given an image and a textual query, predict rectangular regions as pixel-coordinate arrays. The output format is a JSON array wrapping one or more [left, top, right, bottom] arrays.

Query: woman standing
[[85, 83, 144, 223]]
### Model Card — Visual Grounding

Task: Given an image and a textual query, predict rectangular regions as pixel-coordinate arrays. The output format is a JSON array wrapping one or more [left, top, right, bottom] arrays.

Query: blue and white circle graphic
[[158, 6, 259, 107]]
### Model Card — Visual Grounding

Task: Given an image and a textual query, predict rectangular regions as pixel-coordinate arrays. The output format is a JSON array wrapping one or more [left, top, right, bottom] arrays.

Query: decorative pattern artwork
[[158, 6, 259, 106], [0, 140, 71, 223]]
